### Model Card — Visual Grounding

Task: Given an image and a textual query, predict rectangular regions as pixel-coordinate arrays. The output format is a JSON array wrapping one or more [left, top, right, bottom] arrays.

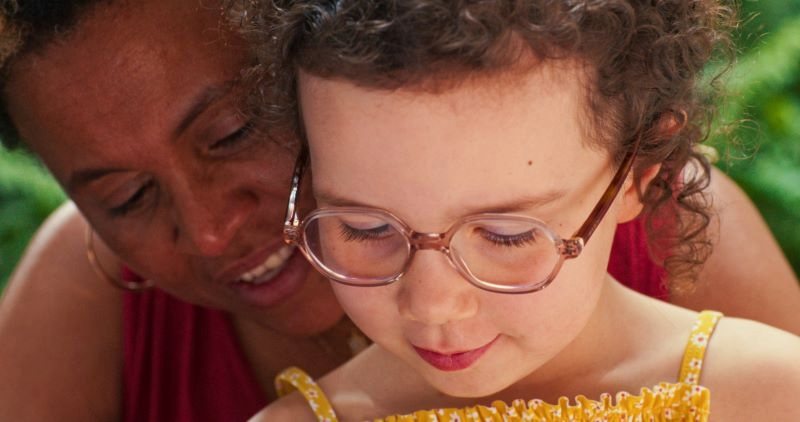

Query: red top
[[121, 274, 267, 422], [121, 217, 666, 421]]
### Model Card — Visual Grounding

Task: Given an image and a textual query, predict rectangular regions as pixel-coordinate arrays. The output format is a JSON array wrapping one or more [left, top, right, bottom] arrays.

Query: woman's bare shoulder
[[0, 201, 123, 420], [672, 167, 800, 334], [702, 317, 800, 420]]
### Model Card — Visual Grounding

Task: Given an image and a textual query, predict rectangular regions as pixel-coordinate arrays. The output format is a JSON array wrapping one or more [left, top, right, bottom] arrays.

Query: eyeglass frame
[[283, 136, 642, 294]]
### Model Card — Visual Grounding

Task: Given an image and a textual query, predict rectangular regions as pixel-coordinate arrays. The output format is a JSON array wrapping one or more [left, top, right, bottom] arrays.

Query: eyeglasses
[[284, 138, 641, 294]]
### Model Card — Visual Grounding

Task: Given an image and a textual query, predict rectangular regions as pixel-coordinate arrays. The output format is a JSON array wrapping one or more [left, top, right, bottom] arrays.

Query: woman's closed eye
[[208, 119, 255, 155], [109, 179, 156, 217]]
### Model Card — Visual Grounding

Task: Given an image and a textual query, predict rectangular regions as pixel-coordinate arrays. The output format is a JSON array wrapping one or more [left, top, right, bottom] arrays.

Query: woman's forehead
[[3, 0, 246, 178]]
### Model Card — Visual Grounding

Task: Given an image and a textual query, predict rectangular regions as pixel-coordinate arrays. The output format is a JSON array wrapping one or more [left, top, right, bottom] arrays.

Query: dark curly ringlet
[[0, 0, 113, 148], [238, 0, 737, 292]]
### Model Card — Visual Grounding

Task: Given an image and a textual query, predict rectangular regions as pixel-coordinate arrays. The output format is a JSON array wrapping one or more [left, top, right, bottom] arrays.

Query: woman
[[0, 0, 796, 421]]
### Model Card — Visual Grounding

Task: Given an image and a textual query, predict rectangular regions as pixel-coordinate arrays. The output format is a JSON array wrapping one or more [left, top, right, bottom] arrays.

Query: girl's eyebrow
[[314, 189, 567, 215], [456, 190, 567, 216]]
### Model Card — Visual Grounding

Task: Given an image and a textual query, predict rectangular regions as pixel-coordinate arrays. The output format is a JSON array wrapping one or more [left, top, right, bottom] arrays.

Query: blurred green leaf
[[0, 147, 66, 289]]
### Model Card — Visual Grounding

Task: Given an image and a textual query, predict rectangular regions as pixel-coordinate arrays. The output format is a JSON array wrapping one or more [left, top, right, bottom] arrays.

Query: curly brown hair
[[240, 0, 737, 290]]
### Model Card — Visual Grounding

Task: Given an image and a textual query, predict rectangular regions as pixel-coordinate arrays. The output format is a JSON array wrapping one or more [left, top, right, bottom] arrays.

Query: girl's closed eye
[[477, 227, 538, 248], [339, 222, 392, 242]]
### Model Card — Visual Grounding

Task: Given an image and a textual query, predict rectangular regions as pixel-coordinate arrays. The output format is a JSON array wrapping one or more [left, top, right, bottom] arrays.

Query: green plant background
[[1, 1, 799, 291]]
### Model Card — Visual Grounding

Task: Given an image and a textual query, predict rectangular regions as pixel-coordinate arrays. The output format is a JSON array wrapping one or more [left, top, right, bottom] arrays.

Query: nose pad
[[173, 190, 257, 257], [397, 250, 479, 326]]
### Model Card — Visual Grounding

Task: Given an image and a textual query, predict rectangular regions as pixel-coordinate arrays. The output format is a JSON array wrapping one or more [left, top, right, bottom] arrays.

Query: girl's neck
[[499, 276, 694, 402], [336, 276, 694, 417]]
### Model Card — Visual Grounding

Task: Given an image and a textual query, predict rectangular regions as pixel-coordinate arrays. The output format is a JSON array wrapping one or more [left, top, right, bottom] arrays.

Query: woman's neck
[[232, 314, 357, 401]]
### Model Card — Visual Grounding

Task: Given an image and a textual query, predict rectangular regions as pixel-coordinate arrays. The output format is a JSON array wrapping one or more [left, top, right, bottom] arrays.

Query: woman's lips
[[413, 336, 499, 371], [227, 247, 311, 308]]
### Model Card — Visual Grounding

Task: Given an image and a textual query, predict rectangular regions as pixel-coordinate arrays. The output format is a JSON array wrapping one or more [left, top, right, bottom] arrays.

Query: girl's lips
[[227, 248, 311, 308], [413, 336, 499, 372]]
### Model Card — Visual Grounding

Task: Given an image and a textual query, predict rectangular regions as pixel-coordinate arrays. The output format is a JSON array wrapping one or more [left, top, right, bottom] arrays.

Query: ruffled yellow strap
[[678, 310, 723, 385], [275, 366, 339, 422]]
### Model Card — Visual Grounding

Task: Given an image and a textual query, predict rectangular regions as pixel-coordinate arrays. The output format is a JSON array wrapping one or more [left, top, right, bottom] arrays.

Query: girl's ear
[[617, 164, 661, 223], [617, 110, 685, 223]]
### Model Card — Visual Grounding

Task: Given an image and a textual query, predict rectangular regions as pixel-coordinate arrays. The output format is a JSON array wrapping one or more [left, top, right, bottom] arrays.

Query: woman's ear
[[617, 164, 661, 223]]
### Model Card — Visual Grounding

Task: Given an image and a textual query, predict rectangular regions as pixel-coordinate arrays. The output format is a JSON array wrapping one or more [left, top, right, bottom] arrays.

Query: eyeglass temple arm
[[284, 146, 310, 233], [571, 135, 642, 246]]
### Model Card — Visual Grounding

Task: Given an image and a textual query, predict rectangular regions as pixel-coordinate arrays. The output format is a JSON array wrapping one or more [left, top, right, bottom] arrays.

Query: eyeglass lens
[[302, 211, 563, 288]]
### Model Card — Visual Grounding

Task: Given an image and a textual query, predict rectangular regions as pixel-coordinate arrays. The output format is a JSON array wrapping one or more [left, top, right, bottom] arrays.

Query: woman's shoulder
[[0, 201, 123, 420], [702, 316, 800, 420]]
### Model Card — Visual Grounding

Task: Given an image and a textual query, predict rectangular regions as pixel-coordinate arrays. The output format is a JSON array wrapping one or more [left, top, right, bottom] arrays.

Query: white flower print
[[689, 358, 702, 370], [691, 333, 708, 347]]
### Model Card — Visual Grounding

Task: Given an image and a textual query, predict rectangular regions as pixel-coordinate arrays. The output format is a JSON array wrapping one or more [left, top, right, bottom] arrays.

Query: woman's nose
[[171, 185, 257, 257], [397, 251, 479, 326]]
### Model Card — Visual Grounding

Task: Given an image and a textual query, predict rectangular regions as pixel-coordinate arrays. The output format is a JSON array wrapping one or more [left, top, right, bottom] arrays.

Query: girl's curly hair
[[239, 0, 737, 291]]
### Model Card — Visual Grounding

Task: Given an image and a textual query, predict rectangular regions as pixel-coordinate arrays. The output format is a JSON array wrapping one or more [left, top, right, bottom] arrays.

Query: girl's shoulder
[[252, 347, 402, 422], [701, 316, 800, 420], [248, 390, 319, 422]]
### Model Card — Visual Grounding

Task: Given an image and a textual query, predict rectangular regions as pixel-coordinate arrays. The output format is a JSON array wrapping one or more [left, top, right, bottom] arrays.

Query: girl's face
[[3, 0, 341, 336], [299, 59, 633, 397]]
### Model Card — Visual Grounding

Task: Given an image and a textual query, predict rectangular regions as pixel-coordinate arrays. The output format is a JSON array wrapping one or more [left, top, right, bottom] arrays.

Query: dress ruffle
[[375, 382, 710, 422]]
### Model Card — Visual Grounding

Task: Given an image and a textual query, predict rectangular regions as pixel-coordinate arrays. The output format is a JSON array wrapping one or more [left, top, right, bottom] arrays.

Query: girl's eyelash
[[109, 180, 155, 217], [339, 223, 391, 241], [210, 120, 255, 151], [479, 229, 537, 247]]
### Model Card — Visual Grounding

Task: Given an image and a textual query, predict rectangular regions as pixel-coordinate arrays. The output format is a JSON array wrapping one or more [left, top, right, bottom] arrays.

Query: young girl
[[248, 0, 800, 420]]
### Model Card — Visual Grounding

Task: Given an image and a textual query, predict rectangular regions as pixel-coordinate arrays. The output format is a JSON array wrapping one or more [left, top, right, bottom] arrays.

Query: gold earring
[[85, 226, 154, 291]]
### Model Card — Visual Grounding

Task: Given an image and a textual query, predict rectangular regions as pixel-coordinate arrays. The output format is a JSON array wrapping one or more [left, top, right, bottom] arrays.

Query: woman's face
[[299, 59, 630, 397], [3, 0, 341, 335]]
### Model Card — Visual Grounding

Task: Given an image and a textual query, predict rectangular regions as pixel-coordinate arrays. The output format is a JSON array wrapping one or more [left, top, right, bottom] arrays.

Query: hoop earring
[[85, 226, 154, 291]]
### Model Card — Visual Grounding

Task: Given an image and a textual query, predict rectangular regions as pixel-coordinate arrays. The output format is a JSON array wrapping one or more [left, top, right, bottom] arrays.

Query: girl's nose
[[396, 251, 479, 326]]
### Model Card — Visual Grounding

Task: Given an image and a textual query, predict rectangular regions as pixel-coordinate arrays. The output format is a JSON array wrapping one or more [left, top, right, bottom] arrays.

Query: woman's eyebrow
[[67, 167, 125, 193]]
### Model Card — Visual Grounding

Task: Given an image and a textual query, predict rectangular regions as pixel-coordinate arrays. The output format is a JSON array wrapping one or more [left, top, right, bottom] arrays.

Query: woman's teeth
[[237, 245, 295, 284]]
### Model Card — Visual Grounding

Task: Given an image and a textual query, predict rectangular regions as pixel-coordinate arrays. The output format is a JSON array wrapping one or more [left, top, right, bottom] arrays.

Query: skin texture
[[0, 0, 347, 419], [3, 0, 342, 337], [252, 62, 800, 421], [0, 0, 797, 420], [673, 168, 800, 334]]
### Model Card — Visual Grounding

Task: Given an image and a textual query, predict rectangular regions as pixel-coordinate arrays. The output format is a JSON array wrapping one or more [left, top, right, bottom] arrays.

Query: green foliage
[[0, 147, 66, 289], [708, 14, 800, 274]]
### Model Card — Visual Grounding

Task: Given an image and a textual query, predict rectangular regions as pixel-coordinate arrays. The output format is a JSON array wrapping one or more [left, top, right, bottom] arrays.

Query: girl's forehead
[[300, 61, 610, 226]]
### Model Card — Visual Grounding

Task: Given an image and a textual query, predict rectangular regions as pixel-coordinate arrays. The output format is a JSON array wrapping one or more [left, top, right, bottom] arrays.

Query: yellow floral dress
[[275, 310, 722, 422]]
